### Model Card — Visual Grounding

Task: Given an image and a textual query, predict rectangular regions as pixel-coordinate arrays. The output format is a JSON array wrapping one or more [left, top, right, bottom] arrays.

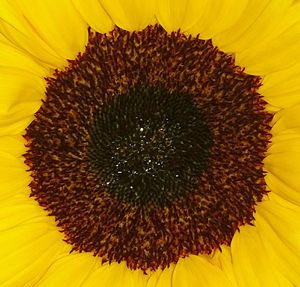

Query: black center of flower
[[24, 25, 272, 272], [89, 86, 211, 206]]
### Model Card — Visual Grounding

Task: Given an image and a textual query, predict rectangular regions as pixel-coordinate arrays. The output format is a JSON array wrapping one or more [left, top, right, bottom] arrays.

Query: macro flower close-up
[[1, 0, 300, 286]]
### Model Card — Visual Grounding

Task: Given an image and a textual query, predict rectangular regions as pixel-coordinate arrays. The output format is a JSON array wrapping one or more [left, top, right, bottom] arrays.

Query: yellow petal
[[0, 42, 48, 77], [255, 209, 300, 285], [147, 266, 174, 287], [257, 198, 300, 252], [238, 34, 300, 75], [0, 193, 48, 232], [0, 68, 44, 135], [0, 135, 25, 157], [72, 0, 114, 33], [271, 103, 300, 135], [268, 190, 300, 210], [0, 174, 30, 201], [0, 68, 44, 112], [236, 3, 300, 74], [34, 253, 100, 287], [265, 172, 300, 206], [0, 223, 70, 287], [0, 28, 13, 46], [0, 136, 29, 194], [0, 1, 66, 68], [260, 61, 300, 109], [264, 90, 300, 112], [187, 0, 248, 39], [0, 115, 35, 136], [99, 0, 156, 31], [267, 132, 300, 155], [0, 154, 30, 200], [172, 255, 232, 287], [84, 262, 148, 287], [216, 0, 292, 53], [13, 0, 88, 60], [265, 107, 300, 199], [206, 247, 239, 287], [0, 135, 31, 203], [264, 151, 300, 196], [0, 155, 27, 182], [265, 130, 300, 206], [231, 224, 294, 287], [156, 0, 208, 33]]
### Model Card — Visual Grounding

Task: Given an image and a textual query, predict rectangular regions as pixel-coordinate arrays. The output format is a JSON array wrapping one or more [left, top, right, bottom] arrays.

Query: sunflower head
[[1, 1, 300, 286]]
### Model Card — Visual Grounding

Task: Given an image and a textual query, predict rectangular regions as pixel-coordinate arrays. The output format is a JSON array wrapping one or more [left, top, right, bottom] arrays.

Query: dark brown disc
[[24, 25, 272, 272]]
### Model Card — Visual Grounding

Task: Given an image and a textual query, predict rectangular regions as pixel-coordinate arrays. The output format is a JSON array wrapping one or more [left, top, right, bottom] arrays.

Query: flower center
[[24, 25, 272, 272], [89, 86, 212, 207]]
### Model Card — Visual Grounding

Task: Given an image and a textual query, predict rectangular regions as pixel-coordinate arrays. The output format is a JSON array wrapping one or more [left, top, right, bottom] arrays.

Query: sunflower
[[1, 0, 300, 286]]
